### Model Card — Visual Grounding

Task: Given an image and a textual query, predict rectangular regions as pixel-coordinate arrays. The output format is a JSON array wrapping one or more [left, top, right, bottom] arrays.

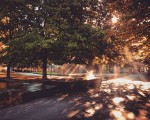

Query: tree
[[103, 0, 150, 66], [0, 0, 56, 80], [10, 0, 106, 79], [1, 0, 113, 80], [0, 0, 30, 78], [52, 0, 105, 65]]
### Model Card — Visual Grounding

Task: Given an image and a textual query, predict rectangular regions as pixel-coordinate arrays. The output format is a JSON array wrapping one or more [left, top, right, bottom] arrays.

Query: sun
[[112, 15, 119, 24]]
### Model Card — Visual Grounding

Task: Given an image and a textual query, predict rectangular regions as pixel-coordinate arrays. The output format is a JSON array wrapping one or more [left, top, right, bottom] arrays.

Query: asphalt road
[[0, 74, 150, 120]]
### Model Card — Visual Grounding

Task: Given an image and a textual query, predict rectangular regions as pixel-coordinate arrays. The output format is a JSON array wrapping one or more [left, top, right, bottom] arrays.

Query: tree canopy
[[0, 0, 106, 79], [0, 0, 149, 79], [103, 0, 150, 66]]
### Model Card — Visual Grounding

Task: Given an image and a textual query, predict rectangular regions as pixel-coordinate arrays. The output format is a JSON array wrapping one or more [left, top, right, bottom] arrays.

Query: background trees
[[104, 0, 150, 66]]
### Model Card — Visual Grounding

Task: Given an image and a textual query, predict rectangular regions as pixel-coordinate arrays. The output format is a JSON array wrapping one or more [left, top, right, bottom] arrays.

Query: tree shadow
[[0, 79, 149, 120], [53, 81, 150, 120]]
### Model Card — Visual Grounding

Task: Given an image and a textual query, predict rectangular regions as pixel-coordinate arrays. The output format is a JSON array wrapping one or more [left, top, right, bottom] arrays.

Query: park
[[0, 0, 150, 120]]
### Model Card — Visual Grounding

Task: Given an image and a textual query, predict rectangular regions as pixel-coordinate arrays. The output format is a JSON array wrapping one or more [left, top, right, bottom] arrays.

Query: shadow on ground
[[55, 81, 150, 120], [0, 78, 149, 120]]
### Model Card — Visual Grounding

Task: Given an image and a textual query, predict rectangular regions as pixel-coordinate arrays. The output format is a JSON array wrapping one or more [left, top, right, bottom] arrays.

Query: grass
[[32, 72, 58, 75]]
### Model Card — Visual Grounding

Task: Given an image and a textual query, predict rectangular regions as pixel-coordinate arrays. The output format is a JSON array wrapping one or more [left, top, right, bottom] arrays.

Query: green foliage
[[61, 24, 104, 64], [0, 0, 106, 69]]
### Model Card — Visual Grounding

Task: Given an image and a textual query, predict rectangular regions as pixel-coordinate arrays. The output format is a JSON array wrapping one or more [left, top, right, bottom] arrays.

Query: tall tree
[[0, 0, 29, 78], [1, 0, 110, 80], [11, 0, 106, 79]]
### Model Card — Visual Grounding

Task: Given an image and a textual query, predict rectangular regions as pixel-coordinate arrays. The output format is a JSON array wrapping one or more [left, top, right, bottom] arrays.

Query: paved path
[[0, 74, 150, 120], [0, 72, 42, 81], [0, 72, 117, 81]]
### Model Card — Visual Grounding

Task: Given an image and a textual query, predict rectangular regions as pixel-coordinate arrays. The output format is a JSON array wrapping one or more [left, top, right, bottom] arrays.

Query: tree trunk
[[50, 64, 52, 76], [148, 66, 150, 76], [42, 49, 47, 80], [6, 63, 11, 79], [6, 10, 13, 79]]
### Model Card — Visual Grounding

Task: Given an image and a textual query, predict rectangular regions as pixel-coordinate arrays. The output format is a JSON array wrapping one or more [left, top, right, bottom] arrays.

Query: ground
[[0, 73, 150, 120]]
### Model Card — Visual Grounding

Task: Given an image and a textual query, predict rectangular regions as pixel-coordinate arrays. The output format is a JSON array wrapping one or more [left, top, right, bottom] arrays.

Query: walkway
[[0, 74, 149, 120]]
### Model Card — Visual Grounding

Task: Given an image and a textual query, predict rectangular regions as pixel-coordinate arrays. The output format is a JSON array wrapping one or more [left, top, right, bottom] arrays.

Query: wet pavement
[[0, 74, 149, 120]]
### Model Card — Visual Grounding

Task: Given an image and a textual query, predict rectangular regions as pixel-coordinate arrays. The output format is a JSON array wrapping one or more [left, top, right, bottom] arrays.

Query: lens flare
[[85, 71, 95, 80]]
